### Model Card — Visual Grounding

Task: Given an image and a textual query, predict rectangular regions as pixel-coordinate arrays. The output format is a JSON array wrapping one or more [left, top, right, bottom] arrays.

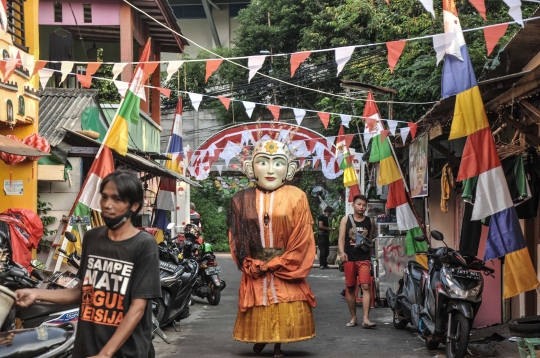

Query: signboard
[[4, 180, 23, 195], [377, 236, 415, 299], [409, 134, 429, 197]]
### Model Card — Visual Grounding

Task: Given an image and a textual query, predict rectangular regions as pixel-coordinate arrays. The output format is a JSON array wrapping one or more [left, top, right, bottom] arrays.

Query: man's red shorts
[[344, 260, 371, 287]]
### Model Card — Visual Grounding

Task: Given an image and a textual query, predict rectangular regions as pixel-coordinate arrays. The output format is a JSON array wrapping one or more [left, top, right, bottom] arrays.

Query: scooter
[[387, 230, 494, 358], [153, 224, 199, 328], [184, 240, 225, 306]]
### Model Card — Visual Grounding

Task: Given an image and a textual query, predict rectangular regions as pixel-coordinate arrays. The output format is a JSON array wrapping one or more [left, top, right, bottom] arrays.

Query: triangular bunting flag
[[318, 112, 331, 129], [189, 93, 203, 111], [3, 57, 19, 80], [157, 87, 171, 98], [469, 0, 487, 20], [216, 165, 223, 175], [86, 62, 101, 77], [242, 101, 256, 118], [248, 55, 266, 83], [38, 68, 55, 89], [112, 62, 128, 81], [363, 132, 374, 146], [380, 130, 390, 143], [166, 60, 184, 81], [386, 40, 406, 73], [419, 0, 435, 17], [205, 59, 223, 82], [31, 60, 47, 78], [335, 46, 355, 76], [387, 120, 398, 136], [400, 127, 410, 145], [76, 74, 92, 88], [484, 24, 509, 56], [293, 108, 306, 125], [290, 51, 311, 77], [408, 122, 418, 139], [114, 81, 129, 98], [503, 0, 523, 26], [267, 105, 280, 121], [217, 96, 231, 110], [326, 136, 337, 149], [340, 114, 352, 128]]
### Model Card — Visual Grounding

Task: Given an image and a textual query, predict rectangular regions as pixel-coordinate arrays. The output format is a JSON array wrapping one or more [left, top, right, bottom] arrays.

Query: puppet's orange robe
[[229, 185, 316, 343]]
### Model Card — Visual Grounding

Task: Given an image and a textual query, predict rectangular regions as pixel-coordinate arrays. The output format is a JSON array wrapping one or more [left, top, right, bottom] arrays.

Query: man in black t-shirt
[[338, 194, 377, 329], [317, 206, 335, 269], [16, 170, 161, 358]]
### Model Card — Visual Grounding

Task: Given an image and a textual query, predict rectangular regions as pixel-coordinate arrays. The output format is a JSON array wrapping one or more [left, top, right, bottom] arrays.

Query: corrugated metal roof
[[39, 89, 100, 147]]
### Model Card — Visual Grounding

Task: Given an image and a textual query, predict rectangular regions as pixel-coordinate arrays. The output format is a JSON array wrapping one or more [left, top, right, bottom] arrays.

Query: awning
[[62, 128, 201, 187], [0, 135, 51, 157]]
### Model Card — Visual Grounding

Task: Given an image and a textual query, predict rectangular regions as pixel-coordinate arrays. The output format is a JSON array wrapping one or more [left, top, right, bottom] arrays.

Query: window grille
[[6, 0, 27, 51]]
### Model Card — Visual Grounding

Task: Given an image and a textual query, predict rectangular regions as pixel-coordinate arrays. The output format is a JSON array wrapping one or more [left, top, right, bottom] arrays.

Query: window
[[83, 4, 92, 23], [6, 0, 27, 50], [229, 4, 249, 17], [171, 5, 207, 19], [54, 2, 62, 22]]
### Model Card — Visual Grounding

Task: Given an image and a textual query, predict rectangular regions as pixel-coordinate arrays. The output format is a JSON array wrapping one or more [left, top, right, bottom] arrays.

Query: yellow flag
[[503, 247, 540, 299]]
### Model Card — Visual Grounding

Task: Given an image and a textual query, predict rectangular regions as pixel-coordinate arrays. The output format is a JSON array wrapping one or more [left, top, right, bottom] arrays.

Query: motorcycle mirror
[[414, 235, 425, 242], [167, 223, 176, 230], [30, 259, 46, 270], [64, 232, 77, 243], [431, 230, 444, 241]]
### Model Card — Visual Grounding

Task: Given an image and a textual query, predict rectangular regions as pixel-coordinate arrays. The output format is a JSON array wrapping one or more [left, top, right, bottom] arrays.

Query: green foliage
[[91, 65, 121, 104], [37, 197, 56, 253]]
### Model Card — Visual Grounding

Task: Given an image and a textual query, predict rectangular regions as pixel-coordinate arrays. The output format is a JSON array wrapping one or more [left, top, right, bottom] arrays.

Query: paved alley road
[[154, 254, 440, 358]]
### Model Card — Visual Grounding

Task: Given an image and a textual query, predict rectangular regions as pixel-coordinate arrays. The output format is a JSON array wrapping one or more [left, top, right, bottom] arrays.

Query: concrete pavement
[[153, 254, 442, 357]]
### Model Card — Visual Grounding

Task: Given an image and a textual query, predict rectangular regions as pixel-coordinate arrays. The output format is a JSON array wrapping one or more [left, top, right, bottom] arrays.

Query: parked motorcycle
[[180, 224, 225, 306], [387, 230, 494, 358], [153, 223, 199, 328]]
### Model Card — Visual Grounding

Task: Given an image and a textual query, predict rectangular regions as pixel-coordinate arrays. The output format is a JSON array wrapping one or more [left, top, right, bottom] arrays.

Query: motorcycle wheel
[[445, 312, 471, 358], [207, 285, 221, 305], [152, 298, 166, 324], [425, 337, 439, 350], [392, 311, 408, 329]]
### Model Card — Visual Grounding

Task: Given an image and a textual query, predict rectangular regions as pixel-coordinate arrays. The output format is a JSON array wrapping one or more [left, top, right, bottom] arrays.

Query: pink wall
[[473, 224, 503, 328], [39, 0, 120, 26]]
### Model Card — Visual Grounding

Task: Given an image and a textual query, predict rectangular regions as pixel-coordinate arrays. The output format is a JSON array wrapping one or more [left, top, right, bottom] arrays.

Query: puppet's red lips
[[265, 177, 276, 181]]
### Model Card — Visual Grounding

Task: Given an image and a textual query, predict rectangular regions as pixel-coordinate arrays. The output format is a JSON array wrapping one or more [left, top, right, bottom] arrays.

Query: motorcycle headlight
[[442, 267, 482, 300]]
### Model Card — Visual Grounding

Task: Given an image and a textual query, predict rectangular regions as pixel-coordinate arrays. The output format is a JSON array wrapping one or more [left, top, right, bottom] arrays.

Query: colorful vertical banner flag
[[77, 146, 115, 212], [166, 98, 184, 174], [441, 0, 539, 297], [103, 39, 152, 156]]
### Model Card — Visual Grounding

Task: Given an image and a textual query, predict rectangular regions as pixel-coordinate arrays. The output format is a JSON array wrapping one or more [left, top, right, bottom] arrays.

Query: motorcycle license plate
[[206, 267, 222, 275], [451, 268, 480, 280]]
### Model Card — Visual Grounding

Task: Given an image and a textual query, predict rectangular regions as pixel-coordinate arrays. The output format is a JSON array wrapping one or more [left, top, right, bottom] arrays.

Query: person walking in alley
[[318, 206, 335, 269], [338, 194, 377, 328], [15, 170, 161, 358], [228, 138, 316, 357]]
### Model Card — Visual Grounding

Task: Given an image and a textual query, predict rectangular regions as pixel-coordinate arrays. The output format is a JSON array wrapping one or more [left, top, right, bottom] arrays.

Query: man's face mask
[[103, 209, 132, 230]]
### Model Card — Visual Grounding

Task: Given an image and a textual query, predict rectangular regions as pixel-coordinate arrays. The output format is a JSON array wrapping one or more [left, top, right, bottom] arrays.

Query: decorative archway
[[187, 122, 343, 180]]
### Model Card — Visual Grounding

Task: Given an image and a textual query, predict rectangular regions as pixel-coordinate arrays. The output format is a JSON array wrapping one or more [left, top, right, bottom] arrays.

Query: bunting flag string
[[34, 65, 424, 129], [4, 14, 535, 110]]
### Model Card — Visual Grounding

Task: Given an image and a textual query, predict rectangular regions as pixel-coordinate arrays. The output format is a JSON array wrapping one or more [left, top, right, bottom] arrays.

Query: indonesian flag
[[103, 39, 153, 156], [155, 177, 176, 211], [77, 146, 115, 212]]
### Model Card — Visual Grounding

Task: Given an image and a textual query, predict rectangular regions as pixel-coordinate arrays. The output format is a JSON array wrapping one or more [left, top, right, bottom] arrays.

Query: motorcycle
[[387, 230, 494, 358], [182, 239, 225, 306], [153, 223, 199, 328]]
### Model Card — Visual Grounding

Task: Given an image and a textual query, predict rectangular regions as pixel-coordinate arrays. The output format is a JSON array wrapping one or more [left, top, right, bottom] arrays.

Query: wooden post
[[119, 3, 133, 82]]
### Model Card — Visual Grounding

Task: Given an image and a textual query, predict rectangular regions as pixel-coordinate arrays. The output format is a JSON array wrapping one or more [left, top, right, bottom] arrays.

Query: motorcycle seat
[[408, 261, 426, 282], [17, 302, 79, 320], [0, 326, 70, 358]]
